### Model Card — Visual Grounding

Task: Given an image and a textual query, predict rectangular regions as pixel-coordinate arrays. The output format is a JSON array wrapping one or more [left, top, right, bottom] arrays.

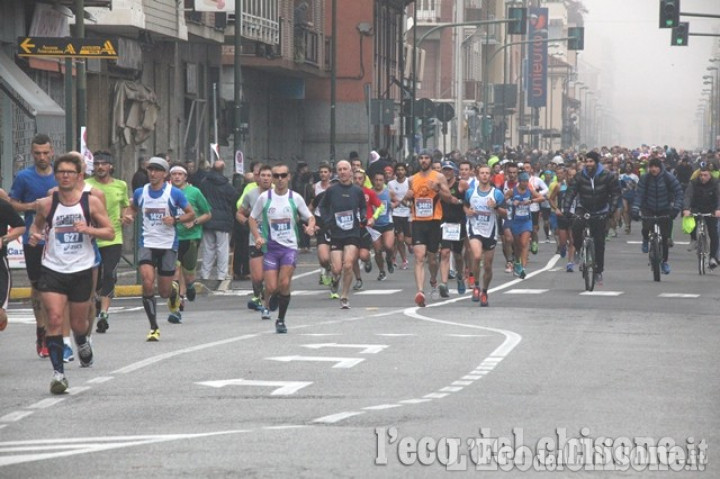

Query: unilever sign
[[527, 7, 548, 108]]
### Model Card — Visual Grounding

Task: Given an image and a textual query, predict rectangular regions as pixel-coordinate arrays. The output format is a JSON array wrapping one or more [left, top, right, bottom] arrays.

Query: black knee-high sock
[[252, 280, 263, 298], [277, 294, 291, 321], [142, 295, 158, 330], [46, 335, 64, 374], [95, 297, 102, 316]]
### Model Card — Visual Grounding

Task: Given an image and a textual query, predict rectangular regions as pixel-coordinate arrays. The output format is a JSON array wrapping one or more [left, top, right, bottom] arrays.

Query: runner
[[388, 163, 412, 269], [403, 149, 453, 307], [85, 151, 133, 333], [464, 164, 505, 306], [505, 171, 545, 279], [238, 164, 273, 312], [130, 157, 195, 341], [249, 163, 315, 333], [312, 162, 333, 286], [547, 165, 576, 272], [352, 169, 383, 290], [370, 171, 396, 280], [318, 160, 367, 309], [28, 153, 114, 394], [9, 134, 56, 358], [438, 160, 468, 298], [167, 164, 212, 324], [500, 162, 519, 274], [0, 197, 26, 332]]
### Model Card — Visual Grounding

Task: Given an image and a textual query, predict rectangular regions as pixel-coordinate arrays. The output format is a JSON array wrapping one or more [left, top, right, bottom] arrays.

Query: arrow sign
[[196, 379, 312, 395], [266, 356, 365, 369], [301, 343, 388, 354], [19, 38, 36, 54]]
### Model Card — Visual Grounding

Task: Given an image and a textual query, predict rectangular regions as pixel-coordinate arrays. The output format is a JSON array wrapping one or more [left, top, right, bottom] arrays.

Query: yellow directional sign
[[17, 37, 118, 59]]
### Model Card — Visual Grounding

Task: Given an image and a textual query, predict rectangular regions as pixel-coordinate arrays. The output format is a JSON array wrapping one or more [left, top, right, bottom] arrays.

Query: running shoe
[[414, 291, 426, 307], [63, 344, 74, 363], [146, 329, 160, 342], [566, 262, 574, 273], [386, 256, 395, 274], [472, 286, 480, 302], [457, 279, 466, 295], [519, 268, 526, 280], [340, 298, 350, 309], [530, 241, 538, 254], [560, 245, 567, 258], [594, 272, 603, 285], [318, 272, 325, 285], [321, 271, 333, 286], [247, 297, 263, 311], [261, 307, 271, 320], [480, 291, 489, 307], [505, 262, 513, 274], [186, 284, 197, 302], [95, 312, 109, 333], [77, 341, 94, 367], [275, 319, 287, 334], [438, 283, 449, 298], [353, 279, 363, 291], [363, 261, 372, 273], [37, 330, 49, 358], [668, 238, 674, 248], [513, 261, 523, 277], [377, 271, 387, 281], [50, 371, 68, 395], [168, 312, 182, 324], [449, 269, 456, 280], [401, 259, 408, 270], [269, 294, 279, 312], [168, 281, 180, 313], [429, 281, 438, 299], [661, 262, 671, 275], [330, 278, 340, 299], [641, 241, 649, 254], [710, 257, 718, 269], [467, 274, 475, 286]]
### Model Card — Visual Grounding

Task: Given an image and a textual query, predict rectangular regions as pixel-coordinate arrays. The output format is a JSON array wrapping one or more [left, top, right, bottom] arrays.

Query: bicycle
[[642, 215, 669, 282], [692, 213, 713, 275], [574, 212, 605, 291]]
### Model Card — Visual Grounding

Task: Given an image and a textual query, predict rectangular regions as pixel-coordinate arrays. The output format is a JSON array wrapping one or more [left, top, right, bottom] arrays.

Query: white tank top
[[466, 186, 498, 238], [314, 181, 329, 217], [388, 178, 410, 217], [139, 183, 176, 249], [42, 192, 95, 273]]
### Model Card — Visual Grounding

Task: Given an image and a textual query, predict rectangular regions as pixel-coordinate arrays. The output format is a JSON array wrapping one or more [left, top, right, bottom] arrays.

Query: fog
[[581, 0, 720, 149]]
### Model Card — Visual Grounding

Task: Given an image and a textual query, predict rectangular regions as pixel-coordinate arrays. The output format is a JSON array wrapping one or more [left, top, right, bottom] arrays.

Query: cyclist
[[631, 157, 683, 275], [563, 151, 621, 286], [682, 163, 720, 269]]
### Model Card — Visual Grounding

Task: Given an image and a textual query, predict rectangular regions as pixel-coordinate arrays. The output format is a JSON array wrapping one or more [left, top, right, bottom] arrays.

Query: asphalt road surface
[[1, 229, 717, 477]]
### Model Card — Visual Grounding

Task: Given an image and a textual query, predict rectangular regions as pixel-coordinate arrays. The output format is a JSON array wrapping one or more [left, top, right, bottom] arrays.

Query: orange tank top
[[411, 171, 444, 221]]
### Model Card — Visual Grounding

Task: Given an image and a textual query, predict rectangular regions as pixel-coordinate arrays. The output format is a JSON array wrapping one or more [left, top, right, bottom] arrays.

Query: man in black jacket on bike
[[683, 163, 720, 269], [631, 157, 683, 275], [563, 151, 621, 285]]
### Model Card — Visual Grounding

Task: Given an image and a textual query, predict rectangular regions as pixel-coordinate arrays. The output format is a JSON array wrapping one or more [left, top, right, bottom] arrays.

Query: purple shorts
[[263, 242, 297, 271]]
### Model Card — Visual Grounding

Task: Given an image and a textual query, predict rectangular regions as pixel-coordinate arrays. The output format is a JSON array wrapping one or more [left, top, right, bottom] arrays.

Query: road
[[0, 230, 717, 477]]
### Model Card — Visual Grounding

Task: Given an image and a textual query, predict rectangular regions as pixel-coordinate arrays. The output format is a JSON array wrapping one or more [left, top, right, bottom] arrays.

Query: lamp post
[[707, 66, 719, 146]]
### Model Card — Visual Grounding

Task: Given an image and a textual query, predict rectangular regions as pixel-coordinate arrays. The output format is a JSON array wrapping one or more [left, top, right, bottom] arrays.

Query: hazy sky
[[581, 0, 720, 148]]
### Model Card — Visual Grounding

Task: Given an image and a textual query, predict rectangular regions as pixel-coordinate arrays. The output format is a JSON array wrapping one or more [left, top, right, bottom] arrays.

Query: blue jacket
[[633, 166, 683, 213]]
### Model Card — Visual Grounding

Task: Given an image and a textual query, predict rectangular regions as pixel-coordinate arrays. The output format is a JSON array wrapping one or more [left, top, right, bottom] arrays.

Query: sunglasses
[[273, 172, 289, 179]]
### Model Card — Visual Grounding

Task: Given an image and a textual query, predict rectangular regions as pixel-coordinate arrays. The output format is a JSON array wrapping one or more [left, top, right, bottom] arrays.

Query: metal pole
[[213, 83, 218, 146], [75, 0, 86, 146], [410, 4, 417, 158], [233, 0, 244, 166], [64, 59, 74, 151], [454, 0, 464, 154], [330, 0, 337, 163]]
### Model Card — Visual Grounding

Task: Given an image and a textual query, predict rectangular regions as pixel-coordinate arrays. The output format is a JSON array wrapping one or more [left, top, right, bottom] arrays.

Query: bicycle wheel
[[697, 228, 708, 275], [584, 238, 595, 291], [650, 235, 661, 282]]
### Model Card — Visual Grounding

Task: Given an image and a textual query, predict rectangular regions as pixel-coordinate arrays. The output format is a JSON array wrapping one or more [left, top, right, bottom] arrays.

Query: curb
[[10, 282, 214, 301]]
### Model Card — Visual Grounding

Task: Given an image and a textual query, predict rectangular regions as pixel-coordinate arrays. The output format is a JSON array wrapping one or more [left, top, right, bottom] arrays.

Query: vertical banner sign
[[235, 150, 244, 174], [80, 126, 94, 174], [527, 8, 548, 108]]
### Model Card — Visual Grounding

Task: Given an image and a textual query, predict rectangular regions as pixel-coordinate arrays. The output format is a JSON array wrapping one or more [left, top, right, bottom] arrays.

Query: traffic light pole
[[409, 19, 515, 158]]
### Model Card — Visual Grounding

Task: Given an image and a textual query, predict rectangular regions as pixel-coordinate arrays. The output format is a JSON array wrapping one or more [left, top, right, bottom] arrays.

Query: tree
[[565, 0, 588, 26]]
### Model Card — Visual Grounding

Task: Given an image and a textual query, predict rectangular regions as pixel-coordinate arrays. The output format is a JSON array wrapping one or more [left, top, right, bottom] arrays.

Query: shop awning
[[0, 50, 64, 119]]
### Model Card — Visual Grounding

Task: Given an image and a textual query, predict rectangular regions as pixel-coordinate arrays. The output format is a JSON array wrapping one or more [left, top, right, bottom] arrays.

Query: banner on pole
[[235, 150, 244, 174], [527, 7, 548, 108]]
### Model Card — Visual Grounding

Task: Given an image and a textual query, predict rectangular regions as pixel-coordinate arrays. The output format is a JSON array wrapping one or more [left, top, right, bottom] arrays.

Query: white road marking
[[27, 398, 65, 409], [504, 289, 549, 295], [399, 399, 432, 405], [67, 387, 91, 396], [439, 386, 464, 393], [196, 379, 313, 396], [0, 430, 250, 467], [301, 343, 388, 354], [313, 411, 365, 424], [363, 404, 402, 411], [424, 392, 448, 399], [0, 411, 33, 422], [658, 293, 700, 298], [86, 376, 114, 384], [266, 356, 365, 369], [262, 425, 308, 431], [299, 333, 343, 337], [354, 289, 402, 295], [445, 334, 488, 338], [375, 333, 415, 337], [579, 291, 624, 296], [452, 381, 474, 386]]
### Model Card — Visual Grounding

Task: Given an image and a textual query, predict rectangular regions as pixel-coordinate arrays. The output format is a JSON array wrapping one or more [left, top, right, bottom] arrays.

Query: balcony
[[415, 0, 442, 24], [85, 0, 188, 41]]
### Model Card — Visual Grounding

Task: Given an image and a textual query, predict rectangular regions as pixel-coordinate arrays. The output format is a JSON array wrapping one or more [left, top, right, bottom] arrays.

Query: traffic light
[[671, 22, 689, 46], [508, 7, 527, 35], [568, 27, 585, 51], [659, 0, 680, 29], [421, 118, 436, 140]]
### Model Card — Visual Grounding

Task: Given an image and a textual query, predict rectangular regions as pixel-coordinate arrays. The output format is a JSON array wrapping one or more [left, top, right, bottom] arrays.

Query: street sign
[[435, 103, 455, 122], [17, 37, 118, 59], [416, 98, 436, 119]]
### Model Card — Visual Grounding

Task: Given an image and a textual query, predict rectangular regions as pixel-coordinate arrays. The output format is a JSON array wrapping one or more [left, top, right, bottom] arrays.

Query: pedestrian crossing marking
[[579, 291, 624, 296], [658, 293, 700, 298], [504, 289, 548, 295], [355, 289, 402, 295]]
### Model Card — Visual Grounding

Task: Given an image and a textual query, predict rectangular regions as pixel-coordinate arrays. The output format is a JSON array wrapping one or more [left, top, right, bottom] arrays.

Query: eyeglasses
[[56, 170, 79, 176], [273, 173, 289, 179]]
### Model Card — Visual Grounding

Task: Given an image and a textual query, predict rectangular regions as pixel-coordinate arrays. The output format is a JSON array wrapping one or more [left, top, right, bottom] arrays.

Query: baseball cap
[[147, 157, 169, 171], [441, 160, 458, 171], [518, 172, 530, 181], [488, 156, 499, 168], [551, 155, 564, 165]]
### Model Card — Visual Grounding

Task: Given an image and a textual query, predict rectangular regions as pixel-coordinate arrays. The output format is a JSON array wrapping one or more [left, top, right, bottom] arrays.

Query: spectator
[[131, 155, 149, 192], [199, 161, 238, 280]]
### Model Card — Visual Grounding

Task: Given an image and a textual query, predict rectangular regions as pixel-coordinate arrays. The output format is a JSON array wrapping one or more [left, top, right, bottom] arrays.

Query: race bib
[[515, 203, 530, 217], [145, 208, 166, 227], [415, 198, 433, 218], [335, 210, 354, 231], [442, 222, 461, 241], [270, 218, 292, 241]]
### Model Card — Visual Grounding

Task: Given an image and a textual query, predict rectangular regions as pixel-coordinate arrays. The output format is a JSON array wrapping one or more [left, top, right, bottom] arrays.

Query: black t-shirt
[[0, 198, 25, 257], [318, 183, 367, 238]]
